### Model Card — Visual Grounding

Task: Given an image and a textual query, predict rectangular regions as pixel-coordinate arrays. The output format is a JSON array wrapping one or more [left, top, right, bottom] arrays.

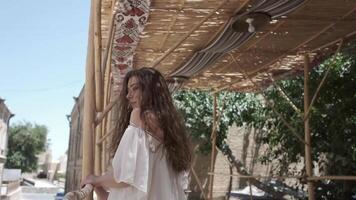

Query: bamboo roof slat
[[97, 0, 356, 91], [171, 0, 355, 90]]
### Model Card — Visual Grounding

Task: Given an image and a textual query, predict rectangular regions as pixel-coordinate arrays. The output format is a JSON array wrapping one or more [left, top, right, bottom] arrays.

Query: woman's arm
[[82, 170, 129, 189]]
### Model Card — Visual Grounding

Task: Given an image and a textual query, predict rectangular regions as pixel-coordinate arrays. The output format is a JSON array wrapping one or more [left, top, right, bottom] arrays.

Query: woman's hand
[[94, 186, 109, 200], [81, 174, 98, 187], [81, 175, 109, 200]]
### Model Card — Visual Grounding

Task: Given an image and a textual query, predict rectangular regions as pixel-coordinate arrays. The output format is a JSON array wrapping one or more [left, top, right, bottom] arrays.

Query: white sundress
[[107, 123, 187, 200]]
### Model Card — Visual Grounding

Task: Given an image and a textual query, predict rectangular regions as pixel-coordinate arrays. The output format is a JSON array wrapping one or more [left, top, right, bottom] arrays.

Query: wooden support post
[[82, 0, 96, 199], [208, 94, 218, 200], [303, 54, 315, 200], [94, 124, 102, 175], [94, 0, 103, 112], [93, 0, 103, 178], [100, 20, 114, 173], [249, 179, 253, 200]]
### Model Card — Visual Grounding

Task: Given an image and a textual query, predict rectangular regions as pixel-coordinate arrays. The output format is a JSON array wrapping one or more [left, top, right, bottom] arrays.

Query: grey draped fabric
[[169, 0, 305, 80]]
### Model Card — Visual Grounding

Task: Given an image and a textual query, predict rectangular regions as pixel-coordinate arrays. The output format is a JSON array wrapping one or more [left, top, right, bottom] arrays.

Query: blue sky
[[0, 1, 90, 160]]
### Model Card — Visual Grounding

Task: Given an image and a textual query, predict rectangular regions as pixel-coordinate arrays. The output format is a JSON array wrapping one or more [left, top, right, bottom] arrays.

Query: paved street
[[19, 181, 62, 200], [21, 192, 56, 200]]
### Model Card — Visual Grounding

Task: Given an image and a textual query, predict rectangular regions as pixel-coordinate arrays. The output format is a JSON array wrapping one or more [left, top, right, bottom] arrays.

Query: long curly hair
[[110, 67, 191, 173]]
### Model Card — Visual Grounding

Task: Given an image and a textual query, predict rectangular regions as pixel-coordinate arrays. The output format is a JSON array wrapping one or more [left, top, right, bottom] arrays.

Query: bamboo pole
[[95, 95, 119, 126], [262, 93, 308, 146], [93, 0, 103, 179], [298, 7, 356, 51], [303, 54, 315, 200], [159, 10, 179, 50], [269, 75, 302, 116], [94, 0, 103, 112], [207, 172, 356, 181], [207, 172, 304, 179], [82, 0, 96, 199], [94, 124, 102, 175], [304, 39, 344, 121], [310, 30, 356, 53], [96, 126, 116, 145], [191, 166, 207, 200], [228, 54, 309, 146], [308, 176, 356, 181], [208, 94, 218, 200], [101, 10, 116, 73], [101, 14, 115, 172], [150, 0, 229, 68], [101, 113, 111, 171], [248, 179, 253, 200], [213, 6, 356, 93]]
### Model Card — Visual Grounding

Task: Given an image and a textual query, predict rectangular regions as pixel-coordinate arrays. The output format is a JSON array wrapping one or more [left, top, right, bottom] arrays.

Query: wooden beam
[[159, 0, 185, 51], [95, 95, 120, 126], [191, 166, 207, 199], [304, 40, 344, 121], [101, 10, 115, 172], [150, 0, 229, 68], [101, 9, 116, 73], [82, 1, 96, 199], [227, 54, 309, 146], [94, 0, 103, 112], [208, 94, 218, 200], [303, 54, 315, 200], [269, 75, 303, 116], [96, 126, 116, 145], [310, 30, 356, 53], [308, 176, 356, 181], [207, 173, 356, 181], [207, 172, 304, 179], [94, 124, 102, 175]]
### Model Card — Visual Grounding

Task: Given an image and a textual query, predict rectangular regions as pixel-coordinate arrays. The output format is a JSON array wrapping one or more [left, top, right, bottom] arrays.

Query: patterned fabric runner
[[111, 0, 151, 95]]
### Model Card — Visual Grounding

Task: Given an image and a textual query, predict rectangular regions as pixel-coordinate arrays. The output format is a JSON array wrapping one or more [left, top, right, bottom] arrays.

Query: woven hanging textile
[[111, 0, 151, 96]]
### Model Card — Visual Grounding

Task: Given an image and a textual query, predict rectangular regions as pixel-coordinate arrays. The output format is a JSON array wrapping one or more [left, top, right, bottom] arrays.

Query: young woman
[[82, 67, 191, 200]]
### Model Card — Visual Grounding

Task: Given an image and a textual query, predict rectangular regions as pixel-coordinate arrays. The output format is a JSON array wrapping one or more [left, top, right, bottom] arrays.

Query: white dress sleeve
[[111, 126, 149, 194]]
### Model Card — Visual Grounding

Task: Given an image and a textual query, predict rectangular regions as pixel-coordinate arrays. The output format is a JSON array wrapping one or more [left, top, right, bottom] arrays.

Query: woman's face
[[126, 76, 141, 109]]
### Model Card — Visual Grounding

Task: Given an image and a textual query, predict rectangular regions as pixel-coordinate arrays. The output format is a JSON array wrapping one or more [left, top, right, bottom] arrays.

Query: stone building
[[64, 88, 84, 193], [0, 98, 13, 190]]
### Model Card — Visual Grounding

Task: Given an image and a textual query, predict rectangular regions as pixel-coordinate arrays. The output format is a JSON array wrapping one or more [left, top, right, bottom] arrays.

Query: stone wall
[[213, 124, 274, 198], [0, 98, 13, 191], [65, 88, 84, 193]]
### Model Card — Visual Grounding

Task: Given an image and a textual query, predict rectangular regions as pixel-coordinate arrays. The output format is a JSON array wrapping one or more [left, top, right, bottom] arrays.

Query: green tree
[[173, 51, 356, 199], [5, 121, 48, 172], [173, 91, 298, 198], [259, 53, 356, 199]]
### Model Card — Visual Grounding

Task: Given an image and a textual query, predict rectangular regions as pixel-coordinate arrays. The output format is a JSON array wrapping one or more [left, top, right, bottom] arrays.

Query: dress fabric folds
[[108, 124, 187, 200]]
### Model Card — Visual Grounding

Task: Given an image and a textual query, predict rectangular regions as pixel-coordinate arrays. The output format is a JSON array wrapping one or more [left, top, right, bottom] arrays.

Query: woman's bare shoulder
[[143, 110, 164, 140], [130, 108, 143, 127]]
